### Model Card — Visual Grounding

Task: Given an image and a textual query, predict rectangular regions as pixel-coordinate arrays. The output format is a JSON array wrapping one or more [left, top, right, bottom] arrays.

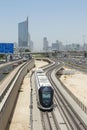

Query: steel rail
[[41, 112, 52, 130], [40, 111, 59, 130]]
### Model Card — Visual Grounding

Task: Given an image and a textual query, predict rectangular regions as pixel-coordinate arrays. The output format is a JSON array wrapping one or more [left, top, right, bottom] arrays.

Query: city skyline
[[0, 0, 87, 51]]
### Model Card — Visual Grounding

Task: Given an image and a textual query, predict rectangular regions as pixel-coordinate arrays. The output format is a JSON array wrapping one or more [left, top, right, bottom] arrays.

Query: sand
[[60, 67, 87, 107]]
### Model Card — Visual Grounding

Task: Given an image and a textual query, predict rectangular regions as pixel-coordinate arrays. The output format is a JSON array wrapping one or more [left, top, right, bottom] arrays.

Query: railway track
[[29, 58, 87, 130], [41, 111, 59, 130], [30, 60, 66, 130], [46, 60, 87, 130], [30, 60, 60, 130]]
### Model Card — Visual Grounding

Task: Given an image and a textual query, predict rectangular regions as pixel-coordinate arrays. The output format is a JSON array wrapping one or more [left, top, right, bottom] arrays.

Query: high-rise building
[[52, 43, 59, 51], [51, 40, 63, 51], [18, 17, 28, 49], [65, 43, 81, 51], [43, 37, 49, 51], [83, 43, 87, 51]]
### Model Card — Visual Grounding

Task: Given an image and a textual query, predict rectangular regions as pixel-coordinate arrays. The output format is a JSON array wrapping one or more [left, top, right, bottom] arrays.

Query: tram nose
[[43, 100, 51, 105]]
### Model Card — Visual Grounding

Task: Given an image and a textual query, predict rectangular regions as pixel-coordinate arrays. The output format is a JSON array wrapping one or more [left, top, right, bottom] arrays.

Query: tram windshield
[[42, 93, 51, 99]]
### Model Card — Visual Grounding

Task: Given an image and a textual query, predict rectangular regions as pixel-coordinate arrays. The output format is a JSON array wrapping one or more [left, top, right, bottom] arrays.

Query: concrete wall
[[0, 59, 35, 130]]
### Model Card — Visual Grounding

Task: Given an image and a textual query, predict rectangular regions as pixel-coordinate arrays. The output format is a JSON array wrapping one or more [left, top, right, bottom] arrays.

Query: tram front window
[[42, 93, 51, 100]]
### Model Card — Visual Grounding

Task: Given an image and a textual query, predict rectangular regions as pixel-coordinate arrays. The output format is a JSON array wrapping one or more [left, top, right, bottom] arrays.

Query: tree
[[25, 49, 30, 52]]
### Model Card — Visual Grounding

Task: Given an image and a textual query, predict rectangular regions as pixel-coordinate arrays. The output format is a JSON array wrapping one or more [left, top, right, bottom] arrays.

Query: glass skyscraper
[[18, 17, 28, 48]]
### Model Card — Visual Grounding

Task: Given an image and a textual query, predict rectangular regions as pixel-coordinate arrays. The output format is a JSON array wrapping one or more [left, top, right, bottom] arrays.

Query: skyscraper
[[43, 37, 49, 52], [51, 40, 63, 51], [18, 17, 28, 49]]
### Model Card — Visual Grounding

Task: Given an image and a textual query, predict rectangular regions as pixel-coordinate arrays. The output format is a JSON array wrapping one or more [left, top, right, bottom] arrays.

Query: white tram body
[[35, 69, 54, 111]]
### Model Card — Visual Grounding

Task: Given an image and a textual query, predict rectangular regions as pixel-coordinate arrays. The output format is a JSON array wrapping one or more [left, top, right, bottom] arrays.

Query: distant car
[[13, 62, 19, 68], [23, 57, 27, 62]]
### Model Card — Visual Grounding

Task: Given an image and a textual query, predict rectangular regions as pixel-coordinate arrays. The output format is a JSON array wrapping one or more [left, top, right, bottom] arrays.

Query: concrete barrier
[[0, 59, 35, 130]]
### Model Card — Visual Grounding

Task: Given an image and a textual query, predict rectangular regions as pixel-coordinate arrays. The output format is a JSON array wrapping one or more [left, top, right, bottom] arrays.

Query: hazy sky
[[0, 0, 87, 51]]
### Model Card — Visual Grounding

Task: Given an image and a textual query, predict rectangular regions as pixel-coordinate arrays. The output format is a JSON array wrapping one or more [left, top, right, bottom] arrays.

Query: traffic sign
[[0, 43, 14, 54]]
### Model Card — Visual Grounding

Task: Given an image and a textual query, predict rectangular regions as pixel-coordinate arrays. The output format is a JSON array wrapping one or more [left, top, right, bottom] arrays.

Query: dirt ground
[[60, 67, 87, 107]]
